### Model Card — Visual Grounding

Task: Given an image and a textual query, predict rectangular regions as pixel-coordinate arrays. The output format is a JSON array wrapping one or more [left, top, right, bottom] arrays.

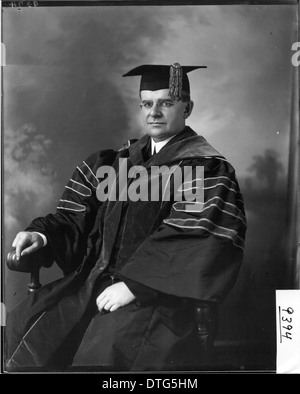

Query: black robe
[[5, 127, 246, 371]]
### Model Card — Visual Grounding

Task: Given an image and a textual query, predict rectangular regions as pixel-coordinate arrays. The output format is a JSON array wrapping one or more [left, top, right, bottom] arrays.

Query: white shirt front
[[151, 135, 175, 155]]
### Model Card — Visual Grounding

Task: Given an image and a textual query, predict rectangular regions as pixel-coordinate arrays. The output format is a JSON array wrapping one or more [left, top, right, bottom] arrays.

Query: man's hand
[[96, 282, 136, 313], [12, 231, 44, 260]]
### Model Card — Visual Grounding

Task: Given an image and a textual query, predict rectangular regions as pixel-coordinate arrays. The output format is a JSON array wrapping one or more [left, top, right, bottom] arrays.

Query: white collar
[[151, 135, 175, 155]]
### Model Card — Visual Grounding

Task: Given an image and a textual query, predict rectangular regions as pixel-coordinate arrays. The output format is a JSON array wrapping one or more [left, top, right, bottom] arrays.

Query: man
[[5, 63, 246, 371]]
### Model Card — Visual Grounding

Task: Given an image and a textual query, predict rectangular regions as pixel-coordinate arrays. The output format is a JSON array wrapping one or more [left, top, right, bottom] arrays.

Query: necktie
[[153, 146, 156, 155]]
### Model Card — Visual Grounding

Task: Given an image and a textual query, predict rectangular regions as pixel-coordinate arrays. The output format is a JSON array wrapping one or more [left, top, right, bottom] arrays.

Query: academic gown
[[5, 127, 247, 371]]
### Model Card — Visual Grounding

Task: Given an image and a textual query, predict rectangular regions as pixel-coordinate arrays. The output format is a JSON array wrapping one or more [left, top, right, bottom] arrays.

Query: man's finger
[[15, 237, 30, 260], [96, 294, 107, 307], [12, 234, 20, 248], [103, 301, 113, 311], [97, 297, 110, 312], [15, 246, 22, 260], [110, 304, 119, 312], [12, 232, 28, 254], [96, 290, 109, 303], [12, 232, 24, 250], [21, 242, 39, 256]]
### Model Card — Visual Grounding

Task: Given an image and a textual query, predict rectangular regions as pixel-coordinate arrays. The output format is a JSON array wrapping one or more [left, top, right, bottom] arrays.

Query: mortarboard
[[123, 63, 207, 100]]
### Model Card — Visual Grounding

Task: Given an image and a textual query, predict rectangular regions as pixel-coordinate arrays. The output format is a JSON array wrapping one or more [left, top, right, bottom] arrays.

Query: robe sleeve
[[122, 278, 160, 306], [118, 157, 247, 303], [26, 150, 115, 275]]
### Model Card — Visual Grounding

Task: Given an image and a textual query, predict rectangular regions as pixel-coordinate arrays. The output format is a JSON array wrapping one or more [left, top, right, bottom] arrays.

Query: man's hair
[[180, 90, 191, 102]]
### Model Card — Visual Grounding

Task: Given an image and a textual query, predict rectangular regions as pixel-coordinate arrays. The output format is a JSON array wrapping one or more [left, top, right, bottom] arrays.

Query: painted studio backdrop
[[2, 3, 298, 370]]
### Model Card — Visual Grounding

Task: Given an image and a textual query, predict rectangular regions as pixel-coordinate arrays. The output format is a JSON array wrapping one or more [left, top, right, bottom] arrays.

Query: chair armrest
[[7, 250, 40, 273], [6, 250, 42, 292]]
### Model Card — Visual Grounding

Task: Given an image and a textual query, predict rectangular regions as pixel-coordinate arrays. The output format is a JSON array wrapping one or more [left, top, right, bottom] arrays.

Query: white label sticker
[[276, 290, 300, 374]]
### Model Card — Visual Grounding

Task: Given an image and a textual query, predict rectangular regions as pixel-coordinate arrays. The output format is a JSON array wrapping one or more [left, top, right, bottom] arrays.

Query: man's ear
[[184, 101, 194, 119]]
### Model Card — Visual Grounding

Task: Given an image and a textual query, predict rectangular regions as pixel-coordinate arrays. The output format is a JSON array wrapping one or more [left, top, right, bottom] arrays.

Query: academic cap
[[123, 63, 207, 100]]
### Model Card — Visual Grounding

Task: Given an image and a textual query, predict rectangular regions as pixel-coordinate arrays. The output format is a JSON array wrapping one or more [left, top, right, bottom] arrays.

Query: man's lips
[[148, 122, 166, 125]]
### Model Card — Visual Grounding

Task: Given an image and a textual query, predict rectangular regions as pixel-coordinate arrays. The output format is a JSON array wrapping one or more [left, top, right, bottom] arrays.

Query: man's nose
[[149, 104, 162, 117]]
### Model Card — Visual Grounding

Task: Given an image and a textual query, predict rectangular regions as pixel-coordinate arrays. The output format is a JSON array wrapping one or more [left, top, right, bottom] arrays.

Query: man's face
[[140, 89, 191, 142]]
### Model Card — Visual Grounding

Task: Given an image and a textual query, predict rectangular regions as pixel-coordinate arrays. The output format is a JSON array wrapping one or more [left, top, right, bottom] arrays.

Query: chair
[[6, 249, 218, 365]]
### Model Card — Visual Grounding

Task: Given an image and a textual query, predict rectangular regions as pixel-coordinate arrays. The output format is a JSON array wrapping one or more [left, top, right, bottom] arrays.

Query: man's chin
[[146, 127, 168, 138]]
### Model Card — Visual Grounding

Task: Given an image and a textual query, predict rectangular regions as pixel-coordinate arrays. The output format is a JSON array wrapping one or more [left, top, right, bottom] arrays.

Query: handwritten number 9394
[[280, 307, 294, 341]]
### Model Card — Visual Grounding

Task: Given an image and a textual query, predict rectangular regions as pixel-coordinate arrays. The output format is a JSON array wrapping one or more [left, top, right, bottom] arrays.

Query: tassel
[[169, 63, 182, 100]]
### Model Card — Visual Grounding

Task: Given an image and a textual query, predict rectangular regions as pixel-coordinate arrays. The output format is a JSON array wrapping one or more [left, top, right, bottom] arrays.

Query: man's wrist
[[122, 277, 159, 306], [32, 232, 47, 247]]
